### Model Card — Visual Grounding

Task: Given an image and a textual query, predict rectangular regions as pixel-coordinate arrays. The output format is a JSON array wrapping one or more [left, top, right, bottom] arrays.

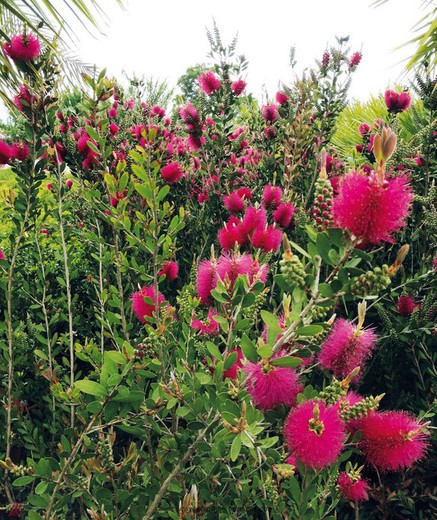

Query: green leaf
[[35, 481, 48, 495], [257, 343, 273, 359], [134, 183, 152, 200], [296, 325, 324, 336], [230, 434, 242, 461], [13, 475, 35, 487], [105, 351, 127, 365], [270, 356, 302, 368], [75, 380, 107, 398], [316, 233, 333, 265], [224, 352, 238, 371], [206, 341, 221, 360], [241, 335, 258, 363]]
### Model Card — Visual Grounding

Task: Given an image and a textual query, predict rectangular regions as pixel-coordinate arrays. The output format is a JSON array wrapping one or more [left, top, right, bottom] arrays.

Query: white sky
[[73, 0, 422, 102]]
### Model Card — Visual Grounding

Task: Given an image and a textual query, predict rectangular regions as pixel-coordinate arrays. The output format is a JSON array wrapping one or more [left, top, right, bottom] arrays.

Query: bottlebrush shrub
[[0, 29, 435, 520]]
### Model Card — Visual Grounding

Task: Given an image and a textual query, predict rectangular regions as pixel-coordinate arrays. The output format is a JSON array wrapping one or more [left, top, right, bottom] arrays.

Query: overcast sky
[[72, 0, 421, 102]]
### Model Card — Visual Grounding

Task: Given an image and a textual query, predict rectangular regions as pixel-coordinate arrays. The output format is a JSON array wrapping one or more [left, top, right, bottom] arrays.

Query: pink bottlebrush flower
[[197, 259, 217, 304], [11, 141, 29, 161], [321, 51, 331, 68], [242, 206, 267, 234], [216, 252, 253, 287], [236, 187, 252, 200], [159, 261, 179, 281], [0, 249, 5, 260], [359, 411, 429, 471], [77, 134, 95, 155], [109, 123, 119, 135], [273, 202, 295, 228], [3, 33, 41, 62], [244, 358, 302, 410], [179, 102, 200, 125], [249, 258, 269, 284], [223, 191, 246, 214], [198, 71, 221, 95], [218, 220, 243, 250], [262, 184, 283, 209], [261, 103, 278, 123], [191, 308, 220, 336], [385, 90, 412, 113], [0, 140, 13, 165], [358, 123, 371, 137], [355, 144, 364, 153], [161, 162, 183, 184], [66, 179, 73, 188], [415, 155, 425, 167], [333, 171, 413, 246], [251, 225, 282, 253], [338, 472, 369, 502], [264, 126, 276, 139], [131, 285, 165, 323], [150, 105, 165, 118], [13, 84, 38, 112], [276, 91, 289, 105], [46, 182, 53, 191], [348, 51, 362, 69], [397, 295, 417, 316], [187, 134, 203, 151], [433, 256, 437, 270], [318, 318, 377, 380], [108, 108, 118, 118], [284, 400, 345, 469], [232, 79, 246, 96], [224, 348, 243, 379]]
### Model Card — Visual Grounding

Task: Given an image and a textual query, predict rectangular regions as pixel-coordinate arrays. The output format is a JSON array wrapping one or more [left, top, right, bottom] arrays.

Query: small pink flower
[[159, 261, 179, 281], [232, 79, 246, 96], [224, 348, 243, 379], [358, 123, 371, 137], [261, 103, 278, 123], [109, 123, 119, 135], [264, 126, 276, 139], [359, 411, 429, 471], [131, 285, 166, 323], [46, 182, 53, 191], [244, 358, 302, 410], [397, 295, 417, 316], [318, 318, 378, 381], [216, 252, 253, 286], [284, 400, 345, 469], [0, 249, 5, 260], [348, 51, 362, 69], [0, 140, 13, 165], [66, 179, 73, 188], [385, 90, 412, 113], [196, 259, 217, 304], [262, 185, 282, 209], [191, 308, 221, 336], [108, 108, 118, 118], [242, 206, 267, 234], [275, 91, 289, 105], [3, 33, 41, 62], [251, 225, 282, 253], [218, 219, 244, 250], [223, 191, 246, 214], [161, 162, 183, 184], [273, 202, 295, 228], [338, 472, 369, 502], [11, 141, 29, 161], [198, 71, 221, 95]]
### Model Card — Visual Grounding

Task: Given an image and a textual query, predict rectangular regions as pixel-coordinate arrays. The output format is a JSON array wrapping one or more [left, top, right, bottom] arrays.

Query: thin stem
[[35, 227, 56, 444], [113, 230, 129, 343], [44, 361, 134, 519], [95, 220, 105, 360], [55, 151, 75, 429], [142, 412, 220, 520]]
